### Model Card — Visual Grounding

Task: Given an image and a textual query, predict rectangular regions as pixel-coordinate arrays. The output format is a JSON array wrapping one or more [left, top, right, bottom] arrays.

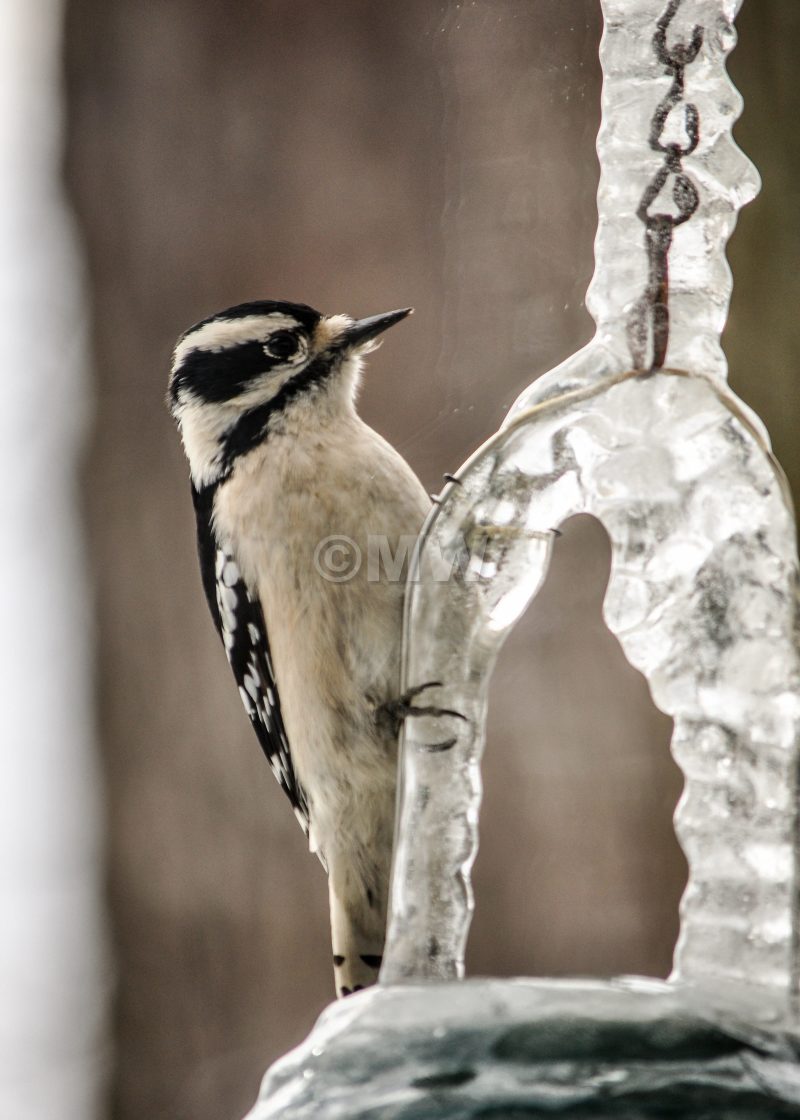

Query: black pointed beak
[[340, 307, 413, 349]]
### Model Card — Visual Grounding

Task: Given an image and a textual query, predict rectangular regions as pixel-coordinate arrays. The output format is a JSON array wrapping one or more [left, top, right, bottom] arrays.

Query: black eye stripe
[[219, 353, 331, 472], [173, 340, 281, 404]]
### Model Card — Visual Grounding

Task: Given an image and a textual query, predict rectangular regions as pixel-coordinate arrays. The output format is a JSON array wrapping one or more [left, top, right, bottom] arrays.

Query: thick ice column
[[382, 0, 800, 1000], [514, 0, 759, 409]]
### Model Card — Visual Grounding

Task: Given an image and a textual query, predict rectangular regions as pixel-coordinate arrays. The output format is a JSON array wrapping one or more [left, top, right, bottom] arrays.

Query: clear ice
[[248, 978, 800, 1119], [247, 1, 800, 1116], [382, 0, 800, 1001], [382, 368, 800, 997]]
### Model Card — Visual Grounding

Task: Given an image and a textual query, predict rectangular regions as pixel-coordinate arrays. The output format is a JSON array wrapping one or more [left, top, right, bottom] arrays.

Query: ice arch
[[382, 367, 800, 1000]]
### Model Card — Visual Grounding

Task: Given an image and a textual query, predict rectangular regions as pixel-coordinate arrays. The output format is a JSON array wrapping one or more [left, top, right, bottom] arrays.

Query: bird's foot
[[379, 681, 467, 751]]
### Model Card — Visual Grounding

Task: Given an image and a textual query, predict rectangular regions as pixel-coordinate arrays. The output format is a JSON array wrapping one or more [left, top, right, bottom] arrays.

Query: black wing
[[192, 483, 310, 836]]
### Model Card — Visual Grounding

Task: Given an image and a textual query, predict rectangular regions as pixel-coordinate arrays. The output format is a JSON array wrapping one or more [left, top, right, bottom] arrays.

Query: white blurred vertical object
[[0, 2, 108, 1118]]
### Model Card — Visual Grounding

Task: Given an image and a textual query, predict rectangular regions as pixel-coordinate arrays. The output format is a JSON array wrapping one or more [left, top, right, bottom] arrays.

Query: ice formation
[[248, 977, 800, 1119], [248, 1, 800, 1116], [382, 0, 800, 1001], [382, 369, 800, 997]]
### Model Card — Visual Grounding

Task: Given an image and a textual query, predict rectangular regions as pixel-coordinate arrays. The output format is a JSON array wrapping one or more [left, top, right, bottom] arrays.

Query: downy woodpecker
[[168, 301, 431, 996]]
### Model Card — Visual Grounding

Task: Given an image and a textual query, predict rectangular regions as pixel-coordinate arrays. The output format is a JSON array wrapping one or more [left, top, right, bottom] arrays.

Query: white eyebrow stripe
[[172, 313, 300, 369]]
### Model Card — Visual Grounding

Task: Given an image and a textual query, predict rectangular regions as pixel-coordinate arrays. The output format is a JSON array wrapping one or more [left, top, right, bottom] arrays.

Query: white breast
[[213, 414, 431, 843]]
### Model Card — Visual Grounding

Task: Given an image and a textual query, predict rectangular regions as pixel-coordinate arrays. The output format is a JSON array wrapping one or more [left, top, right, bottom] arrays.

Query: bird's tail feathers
[[328, 873, 386, 997]]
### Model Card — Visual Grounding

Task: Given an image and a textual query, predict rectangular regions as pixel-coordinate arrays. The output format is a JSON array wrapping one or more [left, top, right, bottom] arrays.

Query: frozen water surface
[[247, 978, 800, 1119]]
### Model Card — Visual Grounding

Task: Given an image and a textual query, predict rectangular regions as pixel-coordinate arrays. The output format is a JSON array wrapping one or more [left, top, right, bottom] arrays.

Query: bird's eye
[[265, 329, 301, 361]]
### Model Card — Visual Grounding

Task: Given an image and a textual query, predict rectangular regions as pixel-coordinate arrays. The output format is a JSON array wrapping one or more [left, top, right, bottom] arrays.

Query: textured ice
[[379, 0, 800, 999], [383, 371, 800, 995], [247, 978, 800, 1119], [512, 0, 759, 407], [250, 1, 800, 1115]]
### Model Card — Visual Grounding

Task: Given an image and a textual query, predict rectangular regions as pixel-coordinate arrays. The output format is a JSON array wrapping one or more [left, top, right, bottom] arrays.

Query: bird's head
[[168, 299, 412, 488]]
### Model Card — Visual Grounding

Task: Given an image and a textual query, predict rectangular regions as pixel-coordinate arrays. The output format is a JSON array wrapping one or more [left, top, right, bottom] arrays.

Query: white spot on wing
[[238, 685, 255, 716], [222, 559, 240, 587], [220, 585, 237, 611]]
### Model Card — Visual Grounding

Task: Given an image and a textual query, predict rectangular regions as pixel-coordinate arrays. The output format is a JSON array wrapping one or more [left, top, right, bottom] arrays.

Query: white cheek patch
[[172, 312, 301, 371], [173, 354, 308, 486], [229, 364, 300, 410], [174, 392, 235, 486]]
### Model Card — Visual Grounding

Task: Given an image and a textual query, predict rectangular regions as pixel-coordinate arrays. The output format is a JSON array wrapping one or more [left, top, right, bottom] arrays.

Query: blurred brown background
[[62, 2, 800, 1118]]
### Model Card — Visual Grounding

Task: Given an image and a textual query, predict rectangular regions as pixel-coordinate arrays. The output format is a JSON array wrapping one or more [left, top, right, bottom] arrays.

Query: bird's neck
[[181, 363, 360, 491], [178, 397, 238, 490]]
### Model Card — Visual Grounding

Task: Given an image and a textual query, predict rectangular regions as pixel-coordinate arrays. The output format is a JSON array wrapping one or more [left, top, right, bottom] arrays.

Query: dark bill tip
[[341, 307, 413, 349]]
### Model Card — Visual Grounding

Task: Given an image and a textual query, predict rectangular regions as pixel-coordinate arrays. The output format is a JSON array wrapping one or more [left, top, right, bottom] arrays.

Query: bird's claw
[[380, 681, 467, 750]]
